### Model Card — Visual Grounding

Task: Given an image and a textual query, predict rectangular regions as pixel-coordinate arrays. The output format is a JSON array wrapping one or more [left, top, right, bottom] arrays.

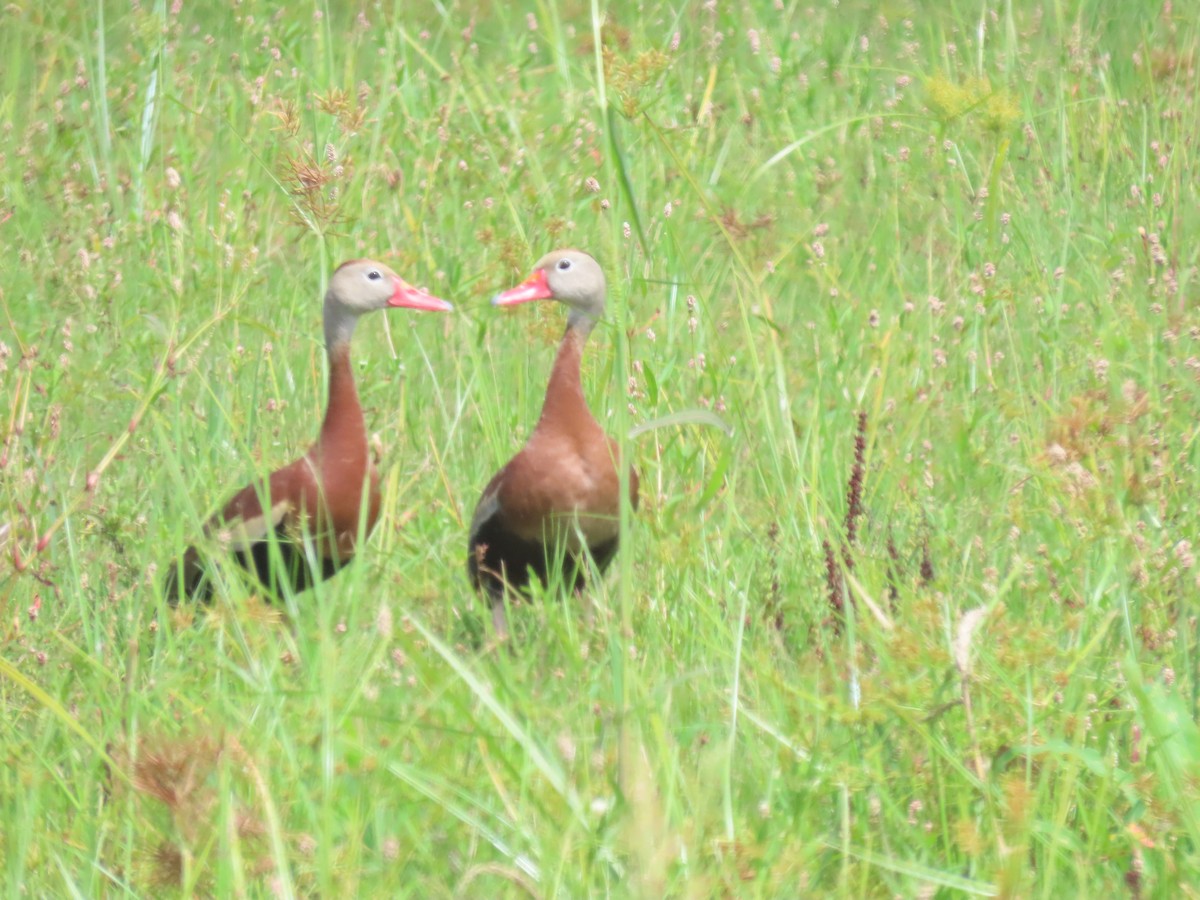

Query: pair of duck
[[164, 250, 637, 638]]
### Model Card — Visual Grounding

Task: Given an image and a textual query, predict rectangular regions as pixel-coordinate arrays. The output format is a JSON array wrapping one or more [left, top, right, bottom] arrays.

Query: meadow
[[2, 0, 1199, 895]]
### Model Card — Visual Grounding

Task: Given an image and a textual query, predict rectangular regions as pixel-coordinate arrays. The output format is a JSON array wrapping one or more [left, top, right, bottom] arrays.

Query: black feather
[[163, 526, 346, 605]]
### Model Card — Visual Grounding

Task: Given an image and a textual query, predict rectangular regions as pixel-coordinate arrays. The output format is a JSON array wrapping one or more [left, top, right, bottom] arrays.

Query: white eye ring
[[557, 259, 572, 271], [367, 270, 382, 281]]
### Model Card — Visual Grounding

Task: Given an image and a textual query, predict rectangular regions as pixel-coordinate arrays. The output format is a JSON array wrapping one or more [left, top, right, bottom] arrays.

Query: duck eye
[[557, 259, 572, 271], [367, 270, 382, 281]]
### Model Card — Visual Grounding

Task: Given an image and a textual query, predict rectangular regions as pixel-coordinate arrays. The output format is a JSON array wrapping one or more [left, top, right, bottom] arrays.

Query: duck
[[164, 259, 452, 603], [468, 249, 639, 638]]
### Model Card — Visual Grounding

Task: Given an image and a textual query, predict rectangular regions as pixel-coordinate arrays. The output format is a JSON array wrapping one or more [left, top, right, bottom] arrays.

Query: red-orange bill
[[389, 279, 453, 312], [493, 269, 552, 306]]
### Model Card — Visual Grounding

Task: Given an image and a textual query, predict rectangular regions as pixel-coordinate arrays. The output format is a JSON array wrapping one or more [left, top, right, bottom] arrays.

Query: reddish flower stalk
[[843, 411, 868, 565], [823, 539, 843, 625]]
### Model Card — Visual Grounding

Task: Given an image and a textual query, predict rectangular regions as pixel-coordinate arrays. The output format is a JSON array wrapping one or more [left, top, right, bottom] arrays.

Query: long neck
[[317, 338, 366, 457], [535, 315, 596, 431], [319, 301, 366, 449]]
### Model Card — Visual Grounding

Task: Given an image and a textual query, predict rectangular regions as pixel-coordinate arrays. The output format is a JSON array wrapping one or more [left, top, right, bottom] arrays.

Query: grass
[[2, 0, 1199, 894]]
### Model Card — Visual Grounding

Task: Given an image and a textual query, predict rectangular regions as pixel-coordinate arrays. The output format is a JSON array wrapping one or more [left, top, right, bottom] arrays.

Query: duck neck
[[324, 298, 360, 350], [536, 314, 596, 431], [317, 331, 367, 461]]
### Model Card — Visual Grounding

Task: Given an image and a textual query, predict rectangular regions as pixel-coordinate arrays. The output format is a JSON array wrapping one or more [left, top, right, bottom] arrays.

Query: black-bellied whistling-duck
[[468, 249, 639, 637], [164, 259, 452, 603]]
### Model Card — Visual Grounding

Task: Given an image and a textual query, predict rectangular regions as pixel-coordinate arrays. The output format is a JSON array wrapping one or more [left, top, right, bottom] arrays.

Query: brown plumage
[[164, 259, 452, 603], [468, 249, 639, 638]]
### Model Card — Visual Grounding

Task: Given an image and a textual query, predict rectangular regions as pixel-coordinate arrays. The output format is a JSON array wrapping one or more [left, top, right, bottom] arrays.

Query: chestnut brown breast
[[166, 350, 379, 601]]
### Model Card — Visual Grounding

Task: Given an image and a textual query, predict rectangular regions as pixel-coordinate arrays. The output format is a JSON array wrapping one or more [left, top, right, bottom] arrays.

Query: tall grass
[[3, 0, 1199, 894]]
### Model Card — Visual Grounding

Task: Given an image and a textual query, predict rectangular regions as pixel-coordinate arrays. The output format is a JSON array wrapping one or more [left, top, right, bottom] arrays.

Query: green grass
[[3, 0, 1199, 894]]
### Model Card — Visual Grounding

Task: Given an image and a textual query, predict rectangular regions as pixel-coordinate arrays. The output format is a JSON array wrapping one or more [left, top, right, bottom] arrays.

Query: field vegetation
[[2, 0, 1199, 895]]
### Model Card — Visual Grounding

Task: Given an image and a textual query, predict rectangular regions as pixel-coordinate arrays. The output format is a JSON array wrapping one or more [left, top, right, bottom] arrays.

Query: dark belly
[[467, 516, 619, 600]]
